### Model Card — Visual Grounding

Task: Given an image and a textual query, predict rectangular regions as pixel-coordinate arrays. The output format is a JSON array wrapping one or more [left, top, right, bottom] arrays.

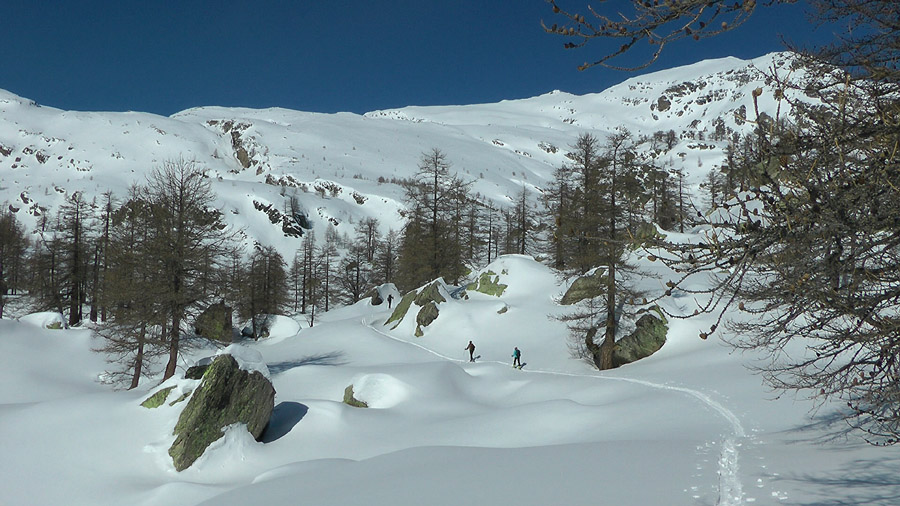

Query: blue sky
[[3, 1, 835, 116]]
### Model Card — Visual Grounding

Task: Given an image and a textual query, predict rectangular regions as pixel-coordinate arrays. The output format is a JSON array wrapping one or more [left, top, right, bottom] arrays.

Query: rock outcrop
[[194, 301, 233, 343], [385, 280, 449, 336], [466, 270, 508, 297], [560, 269, 606, 306], [168, 354, 275, 471], [613, 309, 668, 368], [342, 385, 368, 408]]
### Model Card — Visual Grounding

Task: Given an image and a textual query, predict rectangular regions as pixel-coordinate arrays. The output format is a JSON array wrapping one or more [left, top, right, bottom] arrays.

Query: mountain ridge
[[0, 51, 799, 258]]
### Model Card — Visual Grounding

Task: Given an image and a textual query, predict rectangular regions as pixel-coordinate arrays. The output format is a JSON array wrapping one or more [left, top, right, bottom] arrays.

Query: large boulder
[[194, 301, 233, 343], [364, 287, 384, 306], [384, 290, 417, 327], [414, 301, 439, 336], [385, 280, 448, 336], [613, 309, 668, 367], [466, 270, 507, 297], [168, 354, 275, 471], [560, 269, 606, 305]]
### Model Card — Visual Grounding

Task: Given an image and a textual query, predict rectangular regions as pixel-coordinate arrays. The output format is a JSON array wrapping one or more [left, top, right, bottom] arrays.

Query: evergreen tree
[[95, 188, 167, 389], [238, 245, 289, 339], [549, 0, 900, 441], [288, 250, 302, 313], [551, 130, 651, 370], [140, 159, 234, 380], [318, 227, 340, 312], [298, 230, 317, 314], [510, 186, 536, 256], [0, 210, 28, 319], [374, 228, 399, 286], [396, 148, 473, 290], [337, 220, 381, 304]]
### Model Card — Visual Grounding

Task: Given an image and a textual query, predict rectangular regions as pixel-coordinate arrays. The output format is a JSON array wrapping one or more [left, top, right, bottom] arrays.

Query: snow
[[215, 344, 271, 379], [2, 253, 898, 506], [1, 52, 799, 263], [2, 52, 898, 505], [17, 311, 67, 329]]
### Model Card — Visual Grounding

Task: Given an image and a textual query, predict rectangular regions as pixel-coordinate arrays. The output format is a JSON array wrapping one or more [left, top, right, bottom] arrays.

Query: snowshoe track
[[365, 316, 747, 505]]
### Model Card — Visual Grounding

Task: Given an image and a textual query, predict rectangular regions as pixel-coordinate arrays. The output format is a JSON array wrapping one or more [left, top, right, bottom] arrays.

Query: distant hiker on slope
[[465, 341, 476, 362], [512, 347, 521, 368], [387, 294, 394, 308]]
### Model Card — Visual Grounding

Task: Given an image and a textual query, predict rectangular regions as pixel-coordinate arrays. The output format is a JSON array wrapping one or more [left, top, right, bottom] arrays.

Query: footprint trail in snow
[[365, 316, 750, 505]]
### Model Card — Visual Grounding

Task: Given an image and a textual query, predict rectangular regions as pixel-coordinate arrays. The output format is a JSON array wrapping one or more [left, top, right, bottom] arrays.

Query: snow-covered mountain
[[4, 52, 899, 506], [0, 52, 800, 256]]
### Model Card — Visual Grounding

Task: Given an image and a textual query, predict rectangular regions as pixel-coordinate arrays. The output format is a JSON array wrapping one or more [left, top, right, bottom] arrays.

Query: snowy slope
[[1, 52, 800, 258], [1, 255, 897, 506], [5, 52, 891, 506]]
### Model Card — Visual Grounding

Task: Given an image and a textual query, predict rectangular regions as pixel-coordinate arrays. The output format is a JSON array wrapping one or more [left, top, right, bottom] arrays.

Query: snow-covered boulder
[[344, 374, 410, 409], [17, 312, 66, 329], [168, 353, 275, 471], [240, 314, 300, 341], [364, 283, 401, 308]]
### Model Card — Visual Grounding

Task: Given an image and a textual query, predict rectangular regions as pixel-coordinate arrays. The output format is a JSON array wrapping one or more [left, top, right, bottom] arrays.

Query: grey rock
[[168, 354, 275, 471]]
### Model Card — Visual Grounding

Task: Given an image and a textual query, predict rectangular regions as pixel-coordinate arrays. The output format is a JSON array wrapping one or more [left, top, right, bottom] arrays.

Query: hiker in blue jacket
[[512, 347, 521, 368]]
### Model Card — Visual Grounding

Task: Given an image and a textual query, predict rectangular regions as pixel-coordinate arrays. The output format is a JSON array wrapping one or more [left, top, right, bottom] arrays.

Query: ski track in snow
[[364, 316, 748, 505]]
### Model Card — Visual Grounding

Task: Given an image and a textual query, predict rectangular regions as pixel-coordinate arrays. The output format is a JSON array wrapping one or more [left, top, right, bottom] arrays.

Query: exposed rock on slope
[[168, 354, 275, 471]]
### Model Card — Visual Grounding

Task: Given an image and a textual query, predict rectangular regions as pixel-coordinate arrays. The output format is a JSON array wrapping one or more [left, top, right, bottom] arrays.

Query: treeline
[[0, 127, 763, 388], [0, 150, 551, 387]]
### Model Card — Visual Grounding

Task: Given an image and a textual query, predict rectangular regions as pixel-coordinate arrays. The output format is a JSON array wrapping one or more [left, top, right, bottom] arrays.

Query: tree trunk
[[164, 309, 180, 380], [129, 324, 146, 390], [599, 261, 617, 370]]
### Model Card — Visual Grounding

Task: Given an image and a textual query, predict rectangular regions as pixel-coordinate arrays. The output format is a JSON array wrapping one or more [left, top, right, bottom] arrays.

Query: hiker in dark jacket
[[465, 341, 476, 362]]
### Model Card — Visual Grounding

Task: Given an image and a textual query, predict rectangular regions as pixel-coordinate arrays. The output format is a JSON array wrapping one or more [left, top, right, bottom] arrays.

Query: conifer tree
[[140, 159, 233, 380], [551, 130, 650, 369], [396, 148, 473, 290], [548, 0, 900, 441], [238, 245, 288, 339], [374, 228, 399, 286], [95, 187, 167, 389], [0, 210, 28, 319]]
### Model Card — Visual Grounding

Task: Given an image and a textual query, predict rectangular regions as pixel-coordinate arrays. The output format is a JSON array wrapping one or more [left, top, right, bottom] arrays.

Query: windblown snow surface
[[2, 53, 899, 505], [2, 254, 898, 505]]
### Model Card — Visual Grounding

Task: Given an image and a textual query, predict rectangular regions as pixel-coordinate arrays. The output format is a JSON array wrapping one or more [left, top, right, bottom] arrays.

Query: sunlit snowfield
[[2, 255, 898, 506]]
